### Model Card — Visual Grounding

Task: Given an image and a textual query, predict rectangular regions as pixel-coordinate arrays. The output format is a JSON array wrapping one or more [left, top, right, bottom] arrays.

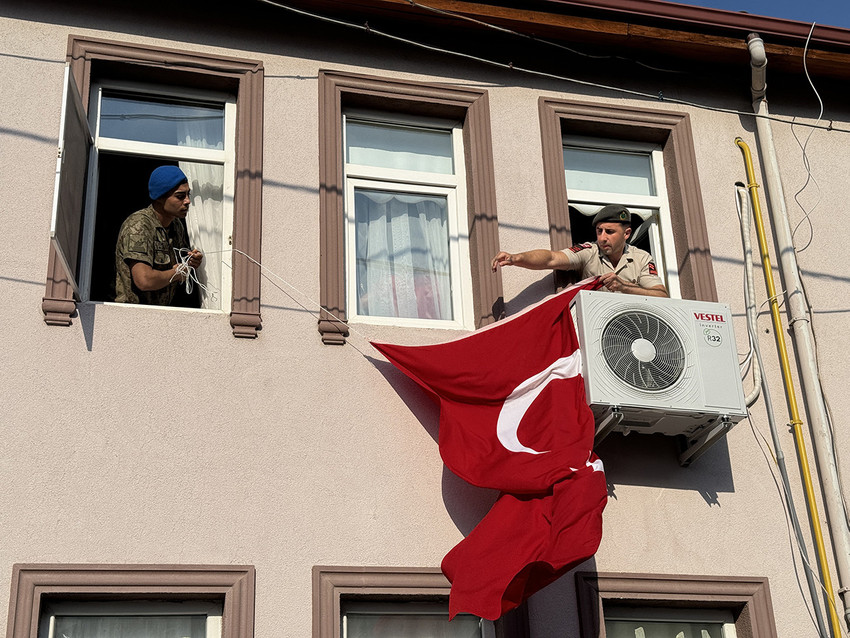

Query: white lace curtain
[[176, 108, 225, 310], [354, 189, 452, 321], [178, 161, 223, 310], [346, 613, 481, 637], [605, 621, 724, 638], [52, 615, 206, 638]]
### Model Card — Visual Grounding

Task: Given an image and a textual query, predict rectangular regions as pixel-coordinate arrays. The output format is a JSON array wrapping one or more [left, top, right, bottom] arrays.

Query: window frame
[[318, 71, 503, 344], [343, 113, 473, 328], [40, 599, 223, 638], [312, 566, 525, 638], [341, 598, 494, 637], [81, 79, 237, 310], [539, 98, 717, 302], [603, 603, 737, 637], [562, 135, 679, 297], [6, 564, 255, 638], [42, 35, 264, 337], [575, 572, 777, 638]]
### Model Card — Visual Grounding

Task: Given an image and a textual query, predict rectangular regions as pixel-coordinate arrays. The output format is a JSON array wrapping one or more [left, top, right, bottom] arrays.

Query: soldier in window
[[114, 166, 203, 305], [491, 205, 668, 297]]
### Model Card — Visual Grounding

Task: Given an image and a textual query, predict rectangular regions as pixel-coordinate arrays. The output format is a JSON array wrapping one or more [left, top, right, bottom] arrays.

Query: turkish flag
[[372, 279, 608, 620], [442, 462, 606, 620]]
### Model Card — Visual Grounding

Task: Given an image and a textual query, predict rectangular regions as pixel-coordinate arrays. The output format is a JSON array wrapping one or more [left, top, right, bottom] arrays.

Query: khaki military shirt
[[563, 242, 664, 291], [114, 205, 188, 305]]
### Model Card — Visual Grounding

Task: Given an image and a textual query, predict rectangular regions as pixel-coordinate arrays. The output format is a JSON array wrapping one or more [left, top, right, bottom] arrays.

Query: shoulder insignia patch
[[569, 242, 594, 253], [648, 261, 658, 275]]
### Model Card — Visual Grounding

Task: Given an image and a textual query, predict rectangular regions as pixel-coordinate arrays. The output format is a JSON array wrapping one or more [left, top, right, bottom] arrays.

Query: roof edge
[[544, 0, 850, 47]]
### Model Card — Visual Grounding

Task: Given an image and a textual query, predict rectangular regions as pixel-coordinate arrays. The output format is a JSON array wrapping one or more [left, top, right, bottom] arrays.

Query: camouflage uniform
[[562, 242, 664, 291], [114, 205, 188, 305]]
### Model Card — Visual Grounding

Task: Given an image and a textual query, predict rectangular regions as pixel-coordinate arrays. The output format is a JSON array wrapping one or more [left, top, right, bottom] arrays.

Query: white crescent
[[496, 350, 583, 455]]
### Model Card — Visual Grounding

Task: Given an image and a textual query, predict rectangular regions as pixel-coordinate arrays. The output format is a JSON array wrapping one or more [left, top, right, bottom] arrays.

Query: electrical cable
[[737, 182, 830, 638], [786, 24, 850, 532], [735, 184, 761, 408], [785, 19, 850, 587], [406, 0, 687, 74], [254, 0, 850, 136], [790, 22, 824, 253]]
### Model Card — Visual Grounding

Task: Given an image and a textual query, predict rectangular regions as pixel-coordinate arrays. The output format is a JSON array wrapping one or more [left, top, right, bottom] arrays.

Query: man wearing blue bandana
[[114, 165, 204, 305]]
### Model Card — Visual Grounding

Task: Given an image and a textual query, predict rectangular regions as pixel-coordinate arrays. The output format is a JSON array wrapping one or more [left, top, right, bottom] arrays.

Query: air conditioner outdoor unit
[[571, 290, 748, 465]]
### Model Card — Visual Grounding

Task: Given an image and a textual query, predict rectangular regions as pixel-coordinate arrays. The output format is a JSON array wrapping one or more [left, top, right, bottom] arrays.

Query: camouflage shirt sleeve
[[117, 213, 172, 270]]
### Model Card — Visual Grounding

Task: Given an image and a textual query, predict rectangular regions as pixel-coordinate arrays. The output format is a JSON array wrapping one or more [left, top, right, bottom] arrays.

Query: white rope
[[170, 247, 219, 304], [195, 247, 377, 356]]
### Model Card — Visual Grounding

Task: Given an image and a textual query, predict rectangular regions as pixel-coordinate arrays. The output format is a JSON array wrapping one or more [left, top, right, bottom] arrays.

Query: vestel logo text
[[694, 312, 725, 322]]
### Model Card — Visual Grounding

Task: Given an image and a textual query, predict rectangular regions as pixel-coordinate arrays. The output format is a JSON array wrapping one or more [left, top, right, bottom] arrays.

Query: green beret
[[592, 204, 632, 226]]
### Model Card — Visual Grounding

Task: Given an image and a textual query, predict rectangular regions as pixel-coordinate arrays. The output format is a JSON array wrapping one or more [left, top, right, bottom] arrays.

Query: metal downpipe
[[747, 32, 850, 632]]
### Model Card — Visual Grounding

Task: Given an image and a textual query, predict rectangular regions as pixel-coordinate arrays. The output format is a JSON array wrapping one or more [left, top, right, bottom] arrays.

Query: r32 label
[[703, 328, 722, 347]]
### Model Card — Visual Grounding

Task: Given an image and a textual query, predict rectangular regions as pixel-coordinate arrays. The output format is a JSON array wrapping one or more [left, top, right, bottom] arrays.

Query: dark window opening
[[90, 154, 199, 308]]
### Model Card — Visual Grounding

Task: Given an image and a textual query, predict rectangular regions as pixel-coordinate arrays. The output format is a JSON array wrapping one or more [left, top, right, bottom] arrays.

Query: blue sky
[[672, 0, 850, 29]]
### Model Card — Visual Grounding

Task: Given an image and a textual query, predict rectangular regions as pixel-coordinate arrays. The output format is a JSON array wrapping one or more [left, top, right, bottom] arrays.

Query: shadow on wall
[[597, 432, 733, 506], [368, 347, 733, 549], [499, 276, 736, 508], [367, 355, 501, 536], [526, 557, 596, 638]]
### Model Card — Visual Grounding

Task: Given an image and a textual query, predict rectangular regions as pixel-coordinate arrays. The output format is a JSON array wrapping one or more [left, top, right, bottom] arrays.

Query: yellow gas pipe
[[737, 137, 842, 638]]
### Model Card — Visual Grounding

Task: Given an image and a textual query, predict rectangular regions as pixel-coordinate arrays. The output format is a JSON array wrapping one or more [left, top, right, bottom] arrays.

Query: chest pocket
[[616, 260, 637, 284], [153, 239, 172, 268]]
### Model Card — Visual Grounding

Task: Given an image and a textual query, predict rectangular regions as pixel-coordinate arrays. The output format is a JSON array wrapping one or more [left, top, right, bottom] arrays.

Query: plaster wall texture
[[1, 5, 849, 638]]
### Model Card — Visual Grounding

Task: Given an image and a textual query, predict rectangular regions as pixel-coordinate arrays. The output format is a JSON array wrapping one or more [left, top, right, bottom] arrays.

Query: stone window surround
[[575, 572, 778, 637], [312, 566, 528, 638], [538, 97, 718, 302], [6, 564, 255, 638], [317, 70, 503, 344], [42, 35, 264, 338]]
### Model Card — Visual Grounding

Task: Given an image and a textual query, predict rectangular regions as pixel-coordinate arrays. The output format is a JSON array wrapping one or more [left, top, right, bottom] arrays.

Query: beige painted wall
[[1, 4, 848, 637]]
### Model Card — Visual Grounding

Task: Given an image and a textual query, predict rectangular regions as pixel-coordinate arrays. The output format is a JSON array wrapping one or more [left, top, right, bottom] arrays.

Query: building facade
[[2, 1, 850, 636]]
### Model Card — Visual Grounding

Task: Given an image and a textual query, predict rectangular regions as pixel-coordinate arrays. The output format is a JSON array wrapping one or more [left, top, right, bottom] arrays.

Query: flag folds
[[371, 279, 607, 620]]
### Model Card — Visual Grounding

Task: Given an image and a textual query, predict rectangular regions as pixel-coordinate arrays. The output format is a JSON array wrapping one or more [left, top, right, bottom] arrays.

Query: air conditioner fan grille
[[600, 310, 686, 390]]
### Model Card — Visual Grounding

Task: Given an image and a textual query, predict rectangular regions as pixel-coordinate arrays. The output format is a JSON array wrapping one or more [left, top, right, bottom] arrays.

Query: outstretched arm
[[491, 249, 573, 272]]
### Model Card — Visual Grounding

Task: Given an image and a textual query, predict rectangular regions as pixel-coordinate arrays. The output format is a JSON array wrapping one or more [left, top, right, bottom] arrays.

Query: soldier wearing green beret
[[491, 204, 668, 297]]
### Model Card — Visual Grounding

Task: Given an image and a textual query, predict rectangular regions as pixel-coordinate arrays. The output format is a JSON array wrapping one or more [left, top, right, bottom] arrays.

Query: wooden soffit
[[280, 0, 850, 79]]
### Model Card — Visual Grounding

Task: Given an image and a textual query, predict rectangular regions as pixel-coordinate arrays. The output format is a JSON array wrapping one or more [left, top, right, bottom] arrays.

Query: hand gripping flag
[[372, 279, 608, 621]]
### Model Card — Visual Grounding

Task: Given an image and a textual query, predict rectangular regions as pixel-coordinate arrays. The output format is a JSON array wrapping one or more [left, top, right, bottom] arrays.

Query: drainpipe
[[747, 33, 850, 633]]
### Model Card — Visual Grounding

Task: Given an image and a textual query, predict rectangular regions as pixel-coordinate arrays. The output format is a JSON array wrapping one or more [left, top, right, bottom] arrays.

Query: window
[[80, 81, 236, 311], [312, 567, 517, 638], [342, 599, 491, 637], [318, 71, 503, 344], [343, 114, 472, 328], [39, 600, 222, 638], [604, 605, 737, 637], [6, 564, 255, 638], [538, 98, 717, 302], [562, 136, 679, 297], [575, 573, 778, 638], [43, 36, 263, 337]]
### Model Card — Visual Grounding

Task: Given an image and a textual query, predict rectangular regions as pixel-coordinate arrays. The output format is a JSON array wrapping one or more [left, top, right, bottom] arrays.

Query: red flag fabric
[[371, 279, 608, 620], [441, 461, 606, 620], [372, 279, 602, 493]]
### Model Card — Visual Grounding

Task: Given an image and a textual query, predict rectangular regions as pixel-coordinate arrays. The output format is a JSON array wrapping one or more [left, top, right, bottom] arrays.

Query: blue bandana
[[149, 166, 188, 200]]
